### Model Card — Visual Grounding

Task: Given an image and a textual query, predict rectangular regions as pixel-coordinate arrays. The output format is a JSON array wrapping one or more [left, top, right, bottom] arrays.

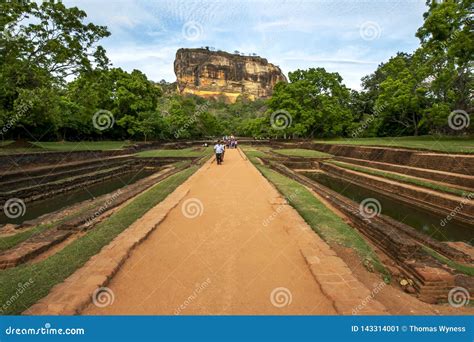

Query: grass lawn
[[327, 160, 469, 197], [31, 141, 129, 151], [136, 147, 212, 158], [422, 246, 474, 277], [0, 224, 53, 253], [274, 148, 332, 158], [240, 145, 272, 159], [241, 147, 389, 280], [314, 136, 474, 154], [0, 140, 13, 147], [0, 165, 198, 315]]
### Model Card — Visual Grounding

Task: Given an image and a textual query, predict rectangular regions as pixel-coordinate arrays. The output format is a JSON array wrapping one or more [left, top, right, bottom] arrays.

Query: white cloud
[[283, 57, 377, 65], [64, 0, 427, 89], [109, 15, 138, 29]]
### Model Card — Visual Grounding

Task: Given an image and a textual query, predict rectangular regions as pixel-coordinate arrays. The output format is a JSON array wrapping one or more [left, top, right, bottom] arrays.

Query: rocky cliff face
[[174, 48, 287, 102]]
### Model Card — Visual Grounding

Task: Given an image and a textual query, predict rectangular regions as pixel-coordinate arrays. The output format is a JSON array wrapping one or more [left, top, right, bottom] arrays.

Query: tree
[[376, 69, 428, 136], [0, 0, 110, 139], [417, 0, 472, 107], [1, 1, 110, 79], [415, 0, 473, 133], [267, 68, 352, 138], [117, 111, 165, 142], [66, 68, 162, 140]]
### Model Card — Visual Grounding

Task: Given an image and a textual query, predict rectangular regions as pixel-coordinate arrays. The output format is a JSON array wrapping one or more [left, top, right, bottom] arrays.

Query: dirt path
[[82, 149, 341, 314]]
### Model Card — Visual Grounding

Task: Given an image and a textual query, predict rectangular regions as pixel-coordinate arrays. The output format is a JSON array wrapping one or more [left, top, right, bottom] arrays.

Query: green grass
[[240, 146, 271, 160], [328, 160, 468, 197], [241, 147, 389, 280], [0, 224, 53, 253], [240, 144, 272, 152], [274, 148, 332, 158], [244, 146, 331, 159], [422, 246, 474, 276], [0, 166, 198, 315], [0, 140, 13, 147], [0, 147, 42, 155], [31, 141, 128, 151], [314, 135, 474, 154], [136, 147, 212, 158]]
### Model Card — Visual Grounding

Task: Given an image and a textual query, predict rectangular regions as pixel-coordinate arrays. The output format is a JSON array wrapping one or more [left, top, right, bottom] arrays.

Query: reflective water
[[0, 169, 153, 225], [302, 172, 473, 245]]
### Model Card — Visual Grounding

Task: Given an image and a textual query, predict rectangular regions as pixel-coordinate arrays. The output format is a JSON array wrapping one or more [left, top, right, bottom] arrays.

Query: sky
[[64, 0, 428, 90]]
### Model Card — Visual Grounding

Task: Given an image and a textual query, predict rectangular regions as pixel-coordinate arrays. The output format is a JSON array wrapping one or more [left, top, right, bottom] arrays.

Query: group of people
[[223, 135, 238, 149], [213, 135, 238, 165]]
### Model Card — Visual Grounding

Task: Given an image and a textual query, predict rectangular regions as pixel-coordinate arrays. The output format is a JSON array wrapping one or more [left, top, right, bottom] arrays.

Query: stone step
[[0, 164, 145, 205], [320, 162, 474, 222], [334, 156, 474, 190], [0, 229, 73, 269], [0, 157, 137, 191]]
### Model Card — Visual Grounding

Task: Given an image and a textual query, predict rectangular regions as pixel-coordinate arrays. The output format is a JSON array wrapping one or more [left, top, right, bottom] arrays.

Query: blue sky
[[65, 0, 428, 90]]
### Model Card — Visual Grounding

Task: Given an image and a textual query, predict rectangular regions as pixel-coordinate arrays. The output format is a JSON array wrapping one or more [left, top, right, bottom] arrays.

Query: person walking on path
[[214, 140, 224, 165], [221, 141, 225, 161]]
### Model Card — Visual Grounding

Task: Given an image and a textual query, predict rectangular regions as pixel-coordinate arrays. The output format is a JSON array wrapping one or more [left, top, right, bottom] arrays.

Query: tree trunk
[[412, 112, 418, 136]]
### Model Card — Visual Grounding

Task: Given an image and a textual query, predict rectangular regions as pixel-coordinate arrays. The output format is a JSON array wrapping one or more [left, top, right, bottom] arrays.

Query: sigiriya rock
[[174, 48, 287, 103]]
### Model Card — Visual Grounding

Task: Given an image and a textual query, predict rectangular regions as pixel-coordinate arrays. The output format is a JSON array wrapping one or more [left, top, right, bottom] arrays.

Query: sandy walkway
[[83, 149, 337, 314]]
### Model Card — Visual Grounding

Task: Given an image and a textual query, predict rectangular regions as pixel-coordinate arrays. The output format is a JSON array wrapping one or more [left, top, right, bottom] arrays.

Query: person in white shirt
[[214, 141, 224, 165]]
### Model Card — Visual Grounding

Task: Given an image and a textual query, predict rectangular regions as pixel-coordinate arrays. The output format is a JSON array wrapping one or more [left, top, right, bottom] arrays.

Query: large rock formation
[[174, 48, 287, 102]]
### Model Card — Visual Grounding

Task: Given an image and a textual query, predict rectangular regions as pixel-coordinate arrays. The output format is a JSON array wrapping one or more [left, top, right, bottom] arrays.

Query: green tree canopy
[[267, 68, 352, 138]]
